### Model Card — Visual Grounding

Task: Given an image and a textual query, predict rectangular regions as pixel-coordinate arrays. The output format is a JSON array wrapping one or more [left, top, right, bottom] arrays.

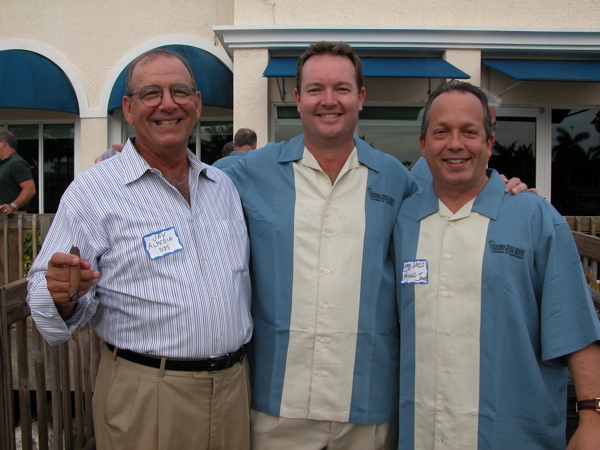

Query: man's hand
[[567, 411, 600, 449], [45, 252, 99, 319], [0, 203, 15, 215], [500, 174, 539, 195]]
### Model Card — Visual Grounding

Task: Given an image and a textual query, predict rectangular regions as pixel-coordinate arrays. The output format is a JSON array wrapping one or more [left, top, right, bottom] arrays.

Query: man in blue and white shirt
[[395, 80, 600, 449], [27, 49, 252, 450]]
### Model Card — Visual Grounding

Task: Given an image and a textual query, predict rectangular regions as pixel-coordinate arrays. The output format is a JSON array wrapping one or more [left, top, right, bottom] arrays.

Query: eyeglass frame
[[128, 84, 196, 107]]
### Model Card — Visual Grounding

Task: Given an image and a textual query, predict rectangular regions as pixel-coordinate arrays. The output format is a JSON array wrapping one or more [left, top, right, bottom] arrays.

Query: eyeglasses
[[129, 84, 195, 107]]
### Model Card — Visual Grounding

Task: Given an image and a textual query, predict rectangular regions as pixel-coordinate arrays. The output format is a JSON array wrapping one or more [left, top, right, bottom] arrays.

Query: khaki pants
[[251, 409, 398, 450], [93, 344, 251, 450]]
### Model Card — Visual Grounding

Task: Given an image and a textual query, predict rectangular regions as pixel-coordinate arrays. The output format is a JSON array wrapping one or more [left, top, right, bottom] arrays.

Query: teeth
[[320, 114, 339, 118], [156, 119, 179, 126], [447, 159, 466, 164]]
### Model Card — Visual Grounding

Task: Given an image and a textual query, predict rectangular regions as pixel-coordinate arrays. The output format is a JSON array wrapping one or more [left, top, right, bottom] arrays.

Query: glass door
[[489, 107, 550, 198]]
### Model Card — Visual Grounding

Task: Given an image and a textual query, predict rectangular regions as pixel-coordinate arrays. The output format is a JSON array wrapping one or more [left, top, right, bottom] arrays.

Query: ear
[[486, 134, 494, 159], [357, 86, 366, 111], [195, 91, 202, 118], [294, 88, 301, 112], [419, 135, 427, 157], [122, 96, 135, 125]]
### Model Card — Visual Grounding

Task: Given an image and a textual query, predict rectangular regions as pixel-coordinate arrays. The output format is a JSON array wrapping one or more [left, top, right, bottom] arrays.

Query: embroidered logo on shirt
[[367, 188, 395, 206], [487, 240, 525, 260]]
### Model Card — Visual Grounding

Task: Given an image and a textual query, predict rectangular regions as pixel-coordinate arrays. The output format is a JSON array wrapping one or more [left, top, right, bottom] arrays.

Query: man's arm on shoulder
[[499, 174, 538, 195], [567, 342, 600, 449]]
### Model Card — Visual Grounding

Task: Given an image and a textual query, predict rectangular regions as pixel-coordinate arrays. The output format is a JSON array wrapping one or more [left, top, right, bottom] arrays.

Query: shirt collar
[[119, 138, 213, 185], [417, 169, 506, 221], [277, 134, 382, 172]]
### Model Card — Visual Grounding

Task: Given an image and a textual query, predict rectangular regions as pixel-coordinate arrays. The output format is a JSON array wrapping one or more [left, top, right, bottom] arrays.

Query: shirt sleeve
[[11, 157, 34, 184], [539, 211, 600, 362], [27, 188, 101, 346]]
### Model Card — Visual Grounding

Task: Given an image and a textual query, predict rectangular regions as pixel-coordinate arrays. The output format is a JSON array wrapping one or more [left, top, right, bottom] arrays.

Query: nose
[[447, 131, 464, 150], [320, 88, 338, 106], [159, 88, 178, 110]]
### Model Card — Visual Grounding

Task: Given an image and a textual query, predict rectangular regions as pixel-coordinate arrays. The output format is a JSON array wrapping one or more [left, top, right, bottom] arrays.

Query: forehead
[[300, 53, 357, 86], [130, 54, 192, 87], [429, 90, 485, 123]]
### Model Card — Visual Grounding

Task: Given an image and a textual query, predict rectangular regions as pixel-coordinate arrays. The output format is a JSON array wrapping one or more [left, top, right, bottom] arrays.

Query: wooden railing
[[1, 214, 55, 286], [0, 279, 101, 450], [564, 216, 600, 238]]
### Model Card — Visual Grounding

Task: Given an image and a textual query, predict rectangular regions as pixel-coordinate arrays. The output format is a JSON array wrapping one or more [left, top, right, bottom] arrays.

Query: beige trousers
[[251, 409, 398, 450], [93, 344, 251, 450]]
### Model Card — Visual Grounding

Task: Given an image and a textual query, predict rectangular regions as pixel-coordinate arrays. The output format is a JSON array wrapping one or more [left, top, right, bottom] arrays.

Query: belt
[[106, 343, 244, 372]]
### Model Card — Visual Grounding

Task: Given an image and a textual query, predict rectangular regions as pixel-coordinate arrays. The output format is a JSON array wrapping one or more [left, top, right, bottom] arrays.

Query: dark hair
[[296, 41, 364, 92], [234, 128, 257, 148], [0, 130, 17, 150], [420, 80, 493, 141], [221, 141, 235, 158], [125, 49, 197, 96]]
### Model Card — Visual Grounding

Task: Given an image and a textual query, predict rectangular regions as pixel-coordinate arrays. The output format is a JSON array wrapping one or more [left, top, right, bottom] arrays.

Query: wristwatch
[[575, 398, 600, 412], [10, 203, 18, 210]]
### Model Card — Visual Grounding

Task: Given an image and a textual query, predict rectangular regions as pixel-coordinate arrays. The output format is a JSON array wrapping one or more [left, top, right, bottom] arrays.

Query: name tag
[[143, 227, 183, 260], [402, 259, 428, 284]]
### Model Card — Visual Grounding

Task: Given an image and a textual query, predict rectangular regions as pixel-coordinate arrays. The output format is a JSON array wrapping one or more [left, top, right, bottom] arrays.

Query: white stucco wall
[[234, 0, 600, 27], [233, 48, 270, 147]]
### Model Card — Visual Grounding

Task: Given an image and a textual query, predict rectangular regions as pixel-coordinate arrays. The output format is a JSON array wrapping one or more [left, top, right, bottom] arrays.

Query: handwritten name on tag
[[402, 259, 428, 284], [143, 227, 183, 260]]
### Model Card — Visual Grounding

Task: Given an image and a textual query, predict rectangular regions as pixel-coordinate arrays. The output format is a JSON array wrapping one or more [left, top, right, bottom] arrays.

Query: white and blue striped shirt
[[28, 140, 252, 359]]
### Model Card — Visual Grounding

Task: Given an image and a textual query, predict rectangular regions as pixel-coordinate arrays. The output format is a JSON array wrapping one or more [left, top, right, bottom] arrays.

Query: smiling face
[[294, 53, 365, 152], [420, 90, 494, 204], [123, 54, 201, 158]]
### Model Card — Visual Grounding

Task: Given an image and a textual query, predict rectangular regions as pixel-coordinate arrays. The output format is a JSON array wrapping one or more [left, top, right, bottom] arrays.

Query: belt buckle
[[207, 353, 229, 373]]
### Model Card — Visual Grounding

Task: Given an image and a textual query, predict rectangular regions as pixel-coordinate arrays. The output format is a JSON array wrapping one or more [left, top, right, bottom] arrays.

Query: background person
[[0, 130, 36, 283], [213, 127, 257, 169]]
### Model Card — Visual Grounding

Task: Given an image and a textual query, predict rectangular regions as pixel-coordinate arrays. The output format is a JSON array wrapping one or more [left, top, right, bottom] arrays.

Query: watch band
[[575, 398, 600, 412], [10, 202, 18, 209]]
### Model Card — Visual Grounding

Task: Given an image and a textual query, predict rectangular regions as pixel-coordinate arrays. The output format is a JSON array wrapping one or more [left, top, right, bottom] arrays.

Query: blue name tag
[[401, 259, 428, 284], [143, 227, 183, 260]]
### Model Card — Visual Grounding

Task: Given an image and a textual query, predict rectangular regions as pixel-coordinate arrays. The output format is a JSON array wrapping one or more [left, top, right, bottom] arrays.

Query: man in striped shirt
[[27, 49, 252, 450]]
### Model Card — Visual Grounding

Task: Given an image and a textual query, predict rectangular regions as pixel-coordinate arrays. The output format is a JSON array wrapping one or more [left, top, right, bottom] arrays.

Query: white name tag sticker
[[402, 259, 428, 284], [143, 227, 183, 260]]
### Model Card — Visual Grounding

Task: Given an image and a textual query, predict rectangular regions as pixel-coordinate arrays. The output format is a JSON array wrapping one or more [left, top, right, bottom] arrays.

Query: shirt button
[[202, 255, 208, 261], [322, 304, 329, 310], [211, 294, 217, 300], [216, 335, 222, 340], [445, 254, 451, 260], [441, 291, 449, 297], [449, 221, 455, 226], [323, 267, 330, 274], [325, 232, 331, 238]]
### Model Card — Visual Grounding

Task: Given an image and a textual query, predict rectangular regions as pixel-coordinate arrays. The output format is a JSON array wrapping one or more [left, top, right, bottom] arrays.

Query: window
[[4, 123, 74, 213], [551, 109, 600, 215]]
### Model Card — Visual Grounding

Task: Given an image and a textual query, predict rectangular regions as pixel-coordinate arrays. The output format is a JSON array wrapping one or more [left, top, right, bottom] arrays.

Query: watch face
[[11, 203, 17, 209]]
